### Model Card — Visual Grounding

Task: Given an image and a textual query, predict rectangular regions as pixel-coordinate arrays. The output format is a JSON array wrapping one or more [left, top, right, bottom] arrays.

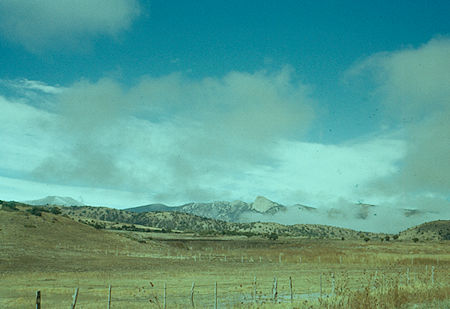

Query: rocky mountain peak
[[251, 196, 279, 213]]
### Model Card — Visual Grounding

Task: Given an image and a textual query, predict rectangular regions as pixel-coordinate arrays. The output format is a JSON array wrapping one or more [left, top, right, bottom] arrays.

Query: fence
[[27, 265, 444, 308]]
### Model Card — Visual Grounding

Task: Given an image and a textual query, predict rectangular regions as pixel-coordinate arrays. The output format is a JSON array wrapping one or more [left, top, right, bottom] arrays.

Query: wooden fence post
[[71, 288, 79, 309], [108, 285, 111, 309], [431, 266, 435, 285], [36, 290, 41, 309], [191, 282, 195, 308], [289, 276, 293, 303], [331, 273, 335, 295], [214, 281, 218, 309], [319, 274, 322, 298], [253, 276, 257, 304], [272, 277, 278, 303], [164, 283, 167, 309]]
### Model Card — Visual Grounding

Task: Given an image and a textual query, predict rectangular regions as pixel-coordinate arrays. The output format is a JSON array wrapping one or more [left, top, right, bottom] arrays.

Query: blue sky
[[0, 1, 449, 229]]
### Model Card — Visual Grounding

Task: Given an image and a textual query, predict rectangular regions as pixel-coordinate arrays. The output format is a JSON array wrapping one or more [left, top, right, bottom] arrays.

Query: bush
[[412, 237, 419, 243], [1, 203, 18, 211], [364, 237, 370, 242], [267, 232, 279, 241], [27, 207, 44, 216], [49, 207, 62, 215], [393, 234, 399, 240], [385, 235, 390, 241]]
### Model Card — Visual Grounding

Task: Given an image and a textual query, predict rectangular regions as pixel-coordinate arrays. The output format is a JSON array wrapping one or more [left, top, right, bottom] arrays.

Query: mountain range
[[22, 195, 449, 234], [2, 200, 449, 241], [126, 196, 286, 221]]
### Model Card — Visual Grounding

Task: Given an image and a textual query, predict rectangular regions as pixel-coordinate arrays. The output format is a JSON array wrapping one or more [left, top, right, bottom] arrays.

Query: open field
[[1, 206, 449, 308]]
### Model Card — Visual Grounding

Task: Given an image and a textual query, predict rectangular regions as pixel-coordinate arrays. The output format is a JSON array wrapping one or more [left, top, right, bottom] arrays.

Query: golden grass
[[1, 208, 449, 308]]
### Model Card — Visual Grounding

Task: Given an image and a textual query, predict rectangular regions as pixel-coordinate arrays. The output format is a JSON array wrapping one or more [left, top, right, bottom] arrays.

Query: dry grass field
[[1, 205, 449, 308]]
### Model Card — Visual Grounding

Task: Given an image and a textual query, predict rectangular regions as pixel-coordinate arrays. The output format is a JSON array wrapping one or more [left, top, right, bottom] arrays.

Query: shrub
[[49, 207, 62, 215], [412, 237, 419, 243], [27, 207, 44, 216], [267, 232, 279, 241], [393, 234, 399, 240], [1, 203, 18, 211]]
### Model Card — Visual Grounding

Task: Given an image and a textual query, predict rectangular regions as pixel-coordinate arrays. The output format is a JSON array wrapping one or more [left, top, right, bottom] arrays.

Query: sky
[[0, 1, 449, 228]]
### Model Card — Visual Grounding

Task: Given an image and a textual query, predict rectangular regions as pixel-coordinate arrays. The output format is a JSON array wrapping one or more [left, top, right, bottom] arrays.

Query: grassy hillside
[[0, 201, 165, 272], [399, 220, 450, 241], [59, 204, 387, 240]]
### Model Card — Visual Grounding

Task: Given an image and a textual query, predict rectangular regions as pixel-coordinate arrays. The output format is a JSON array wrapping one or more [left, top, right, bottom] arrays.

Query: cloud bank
[[1, 38, 448, 227], [1, 69, 320, 204], [0, 0, 140, 52], [348, 37, 450, 197]]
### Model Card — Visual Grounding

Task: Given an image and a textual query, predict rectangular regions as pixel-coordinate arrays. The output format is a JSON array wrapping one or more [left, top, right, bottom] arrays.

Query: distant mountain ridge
[[2, 200, 449, 240], [24, 196, 84, 206], [126, 196, 287, 222]]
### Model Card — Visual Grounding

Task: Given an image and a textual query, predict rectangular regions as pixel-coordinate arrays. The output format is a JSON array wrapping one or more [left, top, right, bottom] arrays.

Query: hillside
[[3, 200, 446, 242], [59, 204, 384, 240], [398, 220, 450, 241], [0, 201, 164, 271]]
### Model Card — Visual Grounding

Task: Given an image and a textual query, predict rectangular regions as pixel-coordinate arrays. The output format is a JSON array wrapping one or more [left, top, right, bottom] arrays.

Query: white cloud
[[0, 69, 317, 204], [1, 79, 62, 94], [347, 37, 450, 198], [1, 55, 448, 230], [0, 72, 405, 210], [0, 0, 140, 52]]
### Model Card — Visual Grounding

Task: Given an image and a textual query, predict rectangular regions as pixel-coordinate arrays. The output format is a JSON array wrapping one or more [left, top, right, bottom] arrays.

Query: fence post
[[253, 276, 257, 304], [431, 266, 435, 285], [214, 281, 218, 309], [331, 273, 335, 295], [289, 276, 293, 303], [319, 274, 322, 298], [373, 271, 378, 289], [272, 277, 278, 303], [164, 283, 167, 309], [71, 288, 79, 309], [36, 291, 41, 309], [108, 285, 111, 309], [191, 282, 195, 308]]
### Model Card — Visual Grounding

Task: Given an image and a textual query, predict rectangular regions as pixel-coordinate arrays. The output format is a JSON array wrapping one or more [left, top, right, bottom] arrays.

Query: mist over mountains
[[23, 195, 449, 234]]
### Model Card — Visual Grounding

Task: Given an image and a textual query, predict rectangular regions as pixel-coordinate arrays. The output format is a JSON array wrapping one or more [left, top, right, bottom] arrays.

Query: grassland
[[0, 204, 449, 308]]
